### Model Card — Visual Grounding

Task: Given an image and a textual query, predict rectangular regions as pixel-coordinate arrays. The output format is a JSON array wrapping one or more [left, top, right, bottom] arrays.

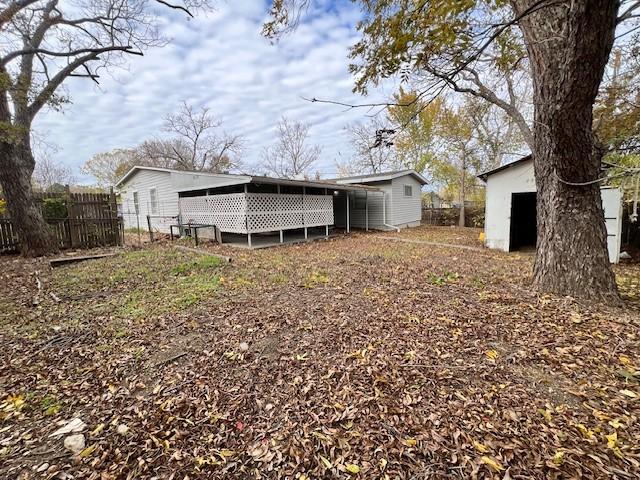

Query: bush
[[41, 197, 68, 219]]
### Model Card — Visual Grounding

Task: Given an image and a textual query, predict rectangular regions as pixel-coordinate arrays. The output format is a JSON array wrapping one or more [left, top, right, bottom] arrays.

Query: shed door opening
[[509, 192, 537, 251]]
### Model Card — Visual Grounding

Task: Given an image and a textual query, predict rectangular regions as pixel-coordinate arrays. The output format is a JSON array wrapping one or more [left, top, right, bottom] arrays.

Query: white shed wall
[[484, 161, 536, 251], [484, 160, 623, 263]]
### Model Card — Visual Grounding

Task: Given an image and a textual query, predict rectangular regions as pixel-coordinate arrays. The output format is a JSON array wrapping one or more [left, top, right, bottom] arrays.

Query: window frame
[[403, 184, 413, 197], [132, 191, 139, 214], [149, 187, 158, 215]]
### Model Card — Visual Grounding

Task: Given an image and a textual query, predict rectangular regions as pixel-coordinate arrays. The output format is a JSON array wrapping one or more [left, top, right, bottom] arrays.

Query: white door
[[601, 187, 623, 264]]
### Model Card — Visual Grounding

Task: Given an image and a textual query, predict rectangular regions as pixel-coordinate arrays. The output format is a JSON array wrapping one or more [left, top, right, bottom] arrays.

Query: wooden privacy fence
[[422, 206, 485, 228], [0, 190, 122, 254]]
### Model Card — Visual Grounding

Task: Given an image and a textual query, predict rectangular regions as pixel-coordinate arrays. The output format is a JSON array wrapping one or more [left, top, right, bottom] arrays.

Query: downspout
[[382, 191, 400, 232]]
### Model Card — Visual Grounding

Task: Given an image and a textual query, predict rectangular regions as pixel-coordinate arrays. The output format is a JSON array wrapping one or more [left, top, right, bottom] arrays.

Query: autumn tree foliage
[[266, 0, 640, 303]]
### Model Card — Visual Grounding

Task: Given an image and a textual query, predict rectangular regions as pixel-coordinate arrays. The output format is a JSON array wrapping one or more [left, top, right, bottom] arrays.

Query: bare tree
[[261, 117, 321, 178], [33, 155, 75, 191], [139, 102, 243, 173], [0, 0, 210, 256], [340, 117, 395, 175]]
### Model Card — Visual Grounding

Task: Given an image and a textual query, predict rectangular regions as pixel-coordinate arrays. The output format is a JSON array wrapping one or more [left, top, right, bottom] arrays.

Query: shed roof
[[332, 169, 428, 185], [477, 155, 533, 182]]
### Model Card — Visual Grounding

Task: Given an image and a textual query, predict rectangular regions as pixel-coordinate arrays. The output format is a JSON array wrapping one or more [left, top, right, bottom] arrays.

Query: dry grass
[[1, 226, 639, 479]]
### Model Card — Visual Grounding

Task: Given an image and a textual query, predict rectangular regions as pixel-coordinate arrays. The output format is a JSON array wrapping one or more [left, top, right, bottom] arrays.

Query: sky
[[35, 0, 397, 184]]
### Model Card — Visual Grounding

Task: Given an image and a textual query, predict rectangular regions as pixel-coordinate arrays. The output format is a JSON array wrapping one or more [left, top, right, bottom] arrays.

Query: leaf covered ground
[[1, 226, 640, 479]]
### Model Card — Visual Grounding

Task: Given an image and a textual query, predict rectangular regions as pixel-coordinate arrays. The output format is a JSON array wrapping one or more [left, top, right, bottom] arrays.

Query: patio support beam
[[365, 190, 369, 231], [278, 184, 283, 243], [244, 183, 252, 248], [303, 186, 308, 239], [325, 188, 329, 238], [346, 192, 350, 233]]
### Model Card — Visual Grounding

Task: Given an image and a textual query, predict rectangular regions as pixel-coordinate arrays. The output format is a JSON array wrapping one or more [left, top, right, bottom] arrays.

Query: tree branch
[[28, 46, 141, 118]]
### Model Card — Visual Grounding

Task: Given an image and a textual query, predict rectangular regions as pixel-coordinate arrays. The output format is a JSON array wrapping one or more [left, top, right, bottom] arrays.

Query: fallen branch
[[152, 351, 188, 368]]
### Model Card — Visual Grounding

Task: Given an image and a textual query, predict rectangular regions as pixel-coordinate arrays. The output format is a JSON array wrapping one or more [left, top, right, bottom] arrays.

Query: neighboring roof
[[332, 169, 428, 185], [115, 165, 380, 192], [477, 155, 532, 182]]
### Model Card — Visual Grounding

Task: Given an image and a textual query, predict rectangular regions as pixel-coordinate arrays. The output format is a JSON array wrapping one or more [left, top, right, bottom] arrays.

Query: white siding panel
[[390, 176, 422, 227], [118, 170, 178, 233], [484, 161, 536, 251], [602, 187, 623, 263], [483, 160, 623, 263], [170, 172, 248, 190]]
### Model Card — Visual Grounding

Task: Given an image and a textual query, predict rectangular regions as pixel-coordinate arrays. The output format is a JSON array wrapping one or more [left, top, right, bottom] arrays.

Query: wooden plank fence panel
[[0, 189, 122, 254]]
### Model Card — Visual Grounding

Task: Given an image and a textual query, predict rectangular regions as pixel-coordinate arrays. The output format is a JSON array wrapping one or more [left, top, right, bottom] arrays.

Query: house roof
[[332, 169, 428, 185], [115, 165, 380, 192], [114, 166, 243, 188], [477, 155, 532, 182]]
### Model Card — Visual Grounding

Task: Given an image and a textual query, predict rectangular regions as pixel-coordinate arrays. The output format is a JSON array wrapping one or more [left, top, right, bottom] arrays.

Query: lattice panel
[[246, 194, 303, 233], [179, 194, 248, 233], [246, 193, 333, 233], [303, 195, 334, 227], [180, 192, 334, 235]]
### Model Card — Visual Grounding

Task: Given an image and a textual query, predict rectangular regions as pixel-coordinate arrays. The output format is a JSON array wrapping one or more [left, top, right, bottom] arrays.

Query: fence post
[[147, 215, 154, 242], [109, 187, 119, 246], [66, 185, 79, 248]]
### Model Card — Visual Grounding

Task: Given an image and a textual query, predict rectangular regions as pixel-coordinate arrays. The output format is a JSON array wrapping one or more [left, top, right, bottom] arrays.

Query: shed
[[332, 170, 428, 230], [478, 156, 623, 263], [115, 166, 424, 248]]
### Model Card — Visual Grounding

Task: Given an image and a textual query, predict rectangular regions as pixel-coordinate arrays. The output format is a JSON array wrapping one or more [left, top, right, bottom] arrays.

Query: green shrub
[[41, 198, 67, 219]]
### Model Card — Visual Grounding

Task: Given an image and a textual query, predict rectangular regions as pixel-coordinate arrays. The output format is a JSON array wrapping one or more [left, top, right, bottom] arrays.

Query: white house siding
[[118, 170, 248, 234], [484, 160, 622, 263], [119, 170, 178, 233], [169, 172, 250, 191], [390, 176, 422, 227]]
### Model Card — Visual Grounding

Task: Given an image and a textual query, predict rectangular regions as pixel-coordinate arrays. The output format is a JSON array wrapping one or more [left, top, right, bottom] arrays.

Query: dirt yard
[[1, 226, 639, 479]]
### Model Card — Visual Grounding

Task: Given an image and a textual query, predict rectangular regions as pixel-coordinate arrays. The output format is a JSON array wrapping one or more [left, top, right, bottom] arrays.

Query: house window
[[404, 185, 413, 197], [149, 188, 158, 215], [133, 191, 139, 214]]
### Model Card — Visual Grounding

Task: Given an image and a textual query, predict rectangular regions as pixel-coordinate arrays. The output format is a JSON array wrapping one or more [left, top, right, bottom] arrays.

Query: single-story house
[[332, 169, 428, 229], [478, 155, 623, 263], [114, 166, 426, 247]]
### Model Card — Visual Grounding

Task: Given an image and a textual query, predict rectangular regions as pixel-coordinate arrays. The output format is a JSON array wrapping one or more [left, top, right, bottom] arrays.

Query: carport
[[177, 175, 379, 248]]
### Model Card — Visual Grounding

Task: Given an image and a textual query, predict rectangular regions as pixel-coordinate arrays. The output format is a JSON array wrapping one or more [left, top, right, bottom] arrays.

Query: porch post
[[346, 191, 350, 233], [365, 190, 369, 231], [244, 183, 251, 248], [278, 184, 283, 243], [303, 186, 308, 239], [324, 188, 329, 238]]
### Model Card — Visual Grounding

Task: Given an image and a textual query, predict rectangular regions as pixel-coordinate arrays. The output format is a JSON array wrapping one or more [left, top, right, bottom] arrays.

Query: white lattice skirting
[[179, 193, 334, 234]]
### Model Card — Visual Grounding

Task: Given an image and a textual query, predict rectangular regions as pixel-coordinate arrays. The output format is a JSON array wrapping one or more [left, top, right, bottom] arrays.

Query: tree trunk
[[514, 0, 620, 303], [0, 138, 59, 257], [459, 157, 466, 227]]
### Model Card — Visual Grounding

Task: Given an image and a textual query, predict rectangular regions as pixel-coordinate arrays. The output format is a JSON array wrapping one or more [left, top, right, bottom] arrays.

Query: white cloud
[[35, 1, 396, 183]]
